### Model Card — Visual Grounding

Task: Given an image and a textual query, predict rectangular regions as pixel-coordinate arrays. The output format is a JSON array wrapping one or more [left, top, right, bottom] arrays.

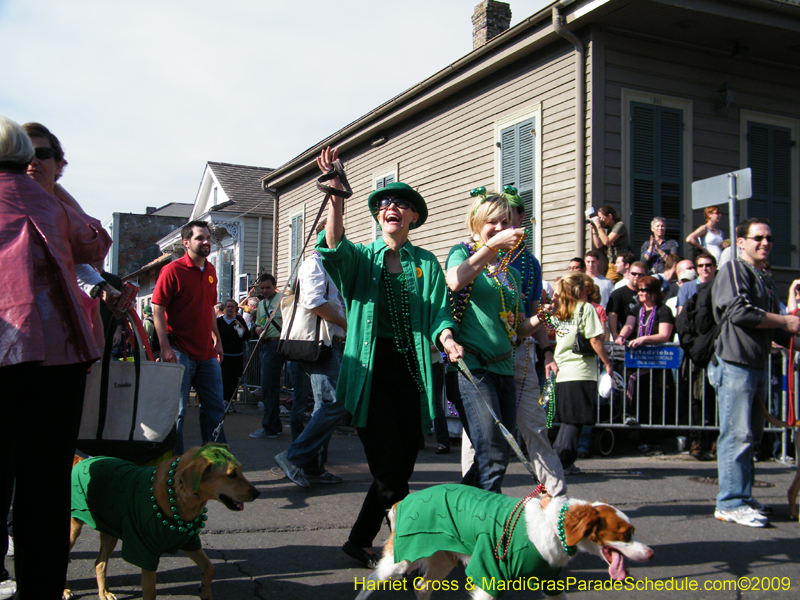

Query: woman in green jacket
[[315, 147, 462, 569]]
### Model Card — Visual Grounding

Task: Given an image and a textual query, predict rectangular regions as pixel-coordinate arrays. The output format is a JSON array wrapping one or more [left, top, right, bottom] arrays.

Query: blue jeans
[[458, 369, 516, 492], [287, 361, 312, 440], [174, 349, 227, 455], [286, 340, 345, 473], [708, 357, 767, 510], [260, 339, 284, 436]]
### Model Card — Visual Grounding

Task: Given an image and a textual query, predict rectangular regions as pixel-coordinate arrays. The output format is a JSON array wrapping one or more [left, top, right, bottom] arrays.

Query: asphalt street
[[60, 402, 799, 600]]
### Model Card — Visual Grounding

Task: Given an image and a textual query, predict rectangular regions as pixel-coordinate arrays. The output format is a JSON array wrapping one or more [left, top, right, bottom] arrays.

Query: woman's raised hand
[[487, 228, 524, 250], [316, 147, 344, 191]]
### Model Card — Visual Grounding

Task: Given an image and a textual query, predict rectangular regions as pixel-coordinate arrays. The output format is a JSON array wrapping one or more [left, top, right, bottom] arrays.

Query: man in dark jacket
[[709, 218, 800, 527]]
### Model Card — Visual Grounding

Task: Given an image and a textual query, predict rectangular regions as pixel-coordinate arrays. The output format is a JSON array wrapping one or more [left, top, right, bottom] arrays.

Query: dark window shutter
[[747, 122, 792, 267], [630, 102, 684, 253], [500, 118, 536, 243]]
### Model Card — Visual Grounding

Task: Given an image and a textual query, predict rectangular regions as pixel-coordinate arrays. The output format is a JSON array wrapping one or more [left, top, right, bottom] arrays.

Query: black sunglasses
[[637, 288, 652, 293], [697, 263, 714, 268], [629, 272, 644, 277], [34, 147, 56, 160], [746, 235, 773, 243], [377, 197, 413, 211]]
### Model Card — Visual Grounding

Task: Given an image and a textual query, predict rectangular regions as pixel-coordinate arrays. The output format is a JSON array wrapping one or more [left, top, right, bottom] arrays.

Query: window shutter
[[219, 249, 232, 301], [500, 118, 536, 244], [748, 122, 792, 267], [630, 102, 683, 253]]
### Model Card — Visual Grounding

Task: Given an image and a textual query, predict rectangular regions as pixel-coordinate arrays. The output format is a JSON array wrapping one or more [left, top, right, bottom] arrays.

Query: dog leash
[[456, 357, 546, 491], [209, 161, 352, 443]]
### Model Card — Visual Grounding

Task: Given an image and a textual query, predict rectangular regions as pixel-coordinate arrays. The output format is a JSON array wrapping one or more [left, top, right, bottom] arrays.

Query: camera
[[585, 207, 597, 224]]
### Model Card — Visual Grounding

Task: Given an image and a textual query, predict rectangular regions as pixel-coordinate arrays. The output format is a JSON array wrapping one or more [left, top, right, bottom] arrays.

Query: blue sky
[[0, 0, 549, 222]]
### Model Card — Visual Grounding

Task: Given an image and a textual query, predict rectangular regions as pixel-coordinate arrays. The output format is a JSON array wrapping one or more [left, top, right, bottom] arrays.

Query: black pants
[[220, 353, 244, 404], [349, 339, 422, 548], [0, 361, 89, 599]]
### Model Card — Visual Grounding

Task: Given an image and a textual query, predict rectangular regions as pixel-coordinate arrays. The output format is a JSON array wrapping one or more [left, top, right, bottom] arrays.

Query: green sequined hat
[[368, 182, 428, 230]]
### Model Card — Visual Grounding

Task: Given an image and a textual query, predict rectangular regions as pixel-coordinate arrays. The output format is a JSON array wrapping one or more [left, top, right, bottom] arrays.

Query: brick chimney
[[472, 1, 512, 50]]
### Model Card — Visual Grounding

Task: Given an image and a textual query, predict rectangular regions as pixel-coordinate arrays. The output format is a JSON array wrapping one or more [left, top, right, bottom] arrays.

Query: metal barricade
[[592, 342, 796, 461], [241, 339, 261, 402]]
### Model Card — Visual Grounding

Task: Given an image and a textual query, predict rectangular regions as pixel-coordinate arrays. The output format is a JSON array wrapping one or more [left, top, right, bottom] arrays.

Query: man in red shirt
[[153, 221, 227, 454]]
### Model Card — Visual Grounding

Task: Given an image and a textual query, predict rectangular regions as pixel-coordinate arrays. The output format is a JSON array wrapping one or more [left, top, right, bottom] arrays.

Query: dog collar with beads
[[557, 502, 577, 556], [149, 456, 208, 535], [494, 484, 548, 560]]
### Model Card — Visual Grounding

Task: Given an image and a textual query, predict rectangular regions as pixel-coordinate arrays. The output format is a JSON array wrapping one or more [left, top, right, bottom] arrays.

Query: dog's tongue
[[235, 501, 244, 511], [608, 550, 626, 581]]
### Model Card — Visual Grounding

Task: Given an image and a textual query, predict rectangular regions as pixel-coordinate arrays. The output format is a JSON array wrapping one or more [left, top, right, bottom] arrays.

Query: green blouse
[[445, 244, 522, 376], [316, 232, 456, 429], [551, 302, 604, 382]]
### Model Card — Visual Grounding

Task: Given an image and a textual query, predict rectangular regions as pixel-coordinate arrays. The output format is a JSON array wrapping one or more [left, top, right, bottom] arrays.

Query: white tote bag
[[78, 311, 184, 462]]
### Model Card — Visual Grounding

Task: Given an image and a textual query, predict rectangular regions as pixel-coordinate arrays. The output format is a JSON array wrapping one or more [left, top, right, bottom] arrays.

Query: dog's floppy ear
[[563, 504, 601, 547], [180, 455, 213, 494]]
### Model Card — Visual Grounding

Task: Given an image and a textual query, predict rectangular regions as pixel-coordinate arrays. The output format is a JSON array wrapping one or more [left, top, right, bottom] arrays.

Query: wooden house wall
[[275, 38, 590, 285], [241, 215, 273, 282]]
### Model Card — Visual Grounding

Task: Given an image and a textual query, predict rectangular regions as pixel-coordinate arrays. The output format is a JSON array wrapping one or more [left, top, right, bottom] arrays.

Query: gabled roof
[[206, 162, 274, 217], [150, 202, 193, 218]]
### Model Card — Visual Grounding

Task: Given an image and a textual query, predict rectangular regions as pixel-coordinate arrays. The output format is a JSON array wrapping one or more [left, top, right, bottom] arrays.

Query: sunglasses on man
[[34, 147, 56, 161], [745, 235, 773, 243]]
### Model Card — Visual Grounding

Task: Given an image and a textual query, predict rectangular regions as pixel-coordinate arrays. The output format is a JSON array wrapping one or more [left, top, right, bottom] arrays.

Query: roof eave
[[261, 0, 579, 189]]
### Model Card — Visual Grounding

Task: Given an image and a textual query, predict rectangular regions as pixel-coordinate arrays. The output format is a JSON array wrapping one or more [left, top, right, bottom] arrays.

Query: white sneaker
[[715, 505, 768, 527], [745, 498, 773, 516], [257, 401, 265, 411], [0, 578, 16, 600]]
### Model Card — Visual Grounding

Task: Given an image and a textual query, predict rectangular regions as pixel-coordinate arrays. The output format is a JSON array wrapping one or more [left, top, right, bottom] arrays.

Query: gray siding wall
[[275, 38, 589, 285], [241, 216, 273, 280]]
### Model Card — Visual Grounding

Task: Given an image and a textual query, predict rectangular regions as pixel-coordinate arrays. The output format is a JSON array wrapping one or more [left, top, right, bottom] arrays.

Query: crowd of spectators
[[3, 115, 799, 599]]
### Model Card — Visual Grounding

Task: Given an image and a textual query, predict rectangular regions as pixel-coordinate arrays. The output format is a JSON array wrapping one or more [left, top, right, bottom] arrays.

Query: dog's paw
[[101, 592, 117, 600], [62, 589, 74, 600], [198, 583, 212, 600]]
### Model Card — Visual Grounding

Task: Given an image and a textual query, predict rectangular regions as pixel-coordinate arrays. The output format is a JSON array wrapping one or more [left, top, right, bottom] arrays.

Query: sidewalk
[[60, 403, 800, 599]]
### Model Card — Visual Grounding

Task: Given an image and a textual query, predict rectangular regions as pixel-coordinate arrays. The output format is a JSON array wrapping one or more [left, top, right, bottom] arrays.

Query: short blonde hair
[[0, 116, 34, 165], [465, 193, 512, 237]]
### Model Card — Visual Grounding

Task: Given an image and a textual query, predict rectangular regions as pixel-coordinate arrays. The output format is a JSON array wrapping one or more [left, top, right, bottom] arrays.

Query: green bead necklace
[[382, 263, 425, 393], [540, 372, 557, 428], [557, 501, 577, 556], [149, 456, 208, 536]]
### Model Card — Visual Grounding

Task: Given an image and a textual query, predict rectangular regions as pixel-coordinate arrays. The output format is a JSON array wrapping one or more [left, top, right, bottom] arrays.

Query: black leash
[[210, 161, 352, 442]]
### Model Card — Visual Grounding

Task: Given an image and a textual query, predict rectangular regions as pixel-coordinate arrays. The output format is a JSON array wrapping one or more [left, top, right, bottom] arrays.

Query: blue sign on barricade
[[624, 345, 683, 369]]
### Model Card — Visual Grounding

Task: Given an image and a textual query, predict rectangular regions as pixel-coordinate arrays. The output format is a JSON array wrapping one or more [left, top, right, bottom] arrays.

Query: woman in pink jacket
[[0, 117, 111, 599]]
